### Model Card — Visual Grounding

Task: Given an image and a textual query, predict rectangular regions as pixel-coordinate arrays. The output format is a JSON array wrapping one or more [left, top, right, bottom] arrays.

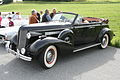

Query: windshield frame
[[52, 12, 78, 25]]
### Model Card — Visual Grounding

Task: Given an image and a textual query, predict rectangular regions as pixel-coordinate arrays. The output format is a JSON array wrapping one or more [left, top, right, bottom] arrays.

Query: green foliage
[[23, 0, 73, 2], [113, 40, 120, 48], [3, 0, 13, 4], [81, 0, 116, 1], [0, 2, 120, 47]]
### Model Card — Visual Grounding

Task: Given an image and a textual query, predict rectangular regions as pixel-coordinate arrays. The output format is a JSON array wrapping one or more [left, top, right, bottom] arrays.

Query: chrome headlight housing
[[21, 48, 26, 55], [26, 33, 31, 39]]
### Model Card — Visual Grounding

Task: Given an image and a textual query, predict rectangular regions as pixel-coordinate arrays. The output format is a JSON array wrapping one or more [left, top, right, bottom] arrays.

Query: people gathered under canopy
[[0, 8, 58, 26], [29, 9, 39, 24], [29, 8, 58, 24]]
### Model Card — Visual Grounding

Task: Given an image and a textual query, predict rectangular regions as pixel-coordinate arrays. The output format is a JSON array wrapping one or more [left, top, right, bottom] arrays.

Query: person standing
[[42, 9, 52, 22], [6, 12, 11, 18], [40, 11, 43, 22], [13, 12, 22, 20], [29, 10, 38, 24], [50, 8, 57, 19], [40, 11, 43, 16], [11, 12, 15, 18], [37, 12, 40, 22], [8, 17, 14, 27], [0, 12, 2, 27]]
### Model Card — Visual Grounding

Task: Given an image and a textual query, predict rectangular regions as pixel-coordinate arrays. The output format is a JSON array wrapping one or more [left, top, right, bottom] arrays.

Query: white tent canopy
[[13, 0, 23, 2], [0, 0, 23, 3]]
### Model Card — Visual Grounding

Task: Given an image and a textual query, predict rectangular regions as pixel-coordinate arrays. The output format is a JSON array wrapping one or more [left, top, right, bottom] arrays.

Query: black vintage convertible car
[[6, 12, 114, 69]]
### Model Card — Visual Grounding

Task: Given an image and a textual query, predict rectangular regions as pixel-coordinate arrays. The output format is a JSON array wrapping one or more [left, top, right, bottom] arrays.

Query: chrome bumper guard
[[6, 41, 32, 61], [0, 37, 5, 44]]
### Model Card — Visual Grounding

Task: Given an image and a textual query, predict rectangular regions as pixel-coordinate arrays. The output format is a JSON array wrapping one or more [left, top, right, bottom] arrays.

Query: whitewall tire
[[39, 45, 57, 69], [100, 34, 109, 49]]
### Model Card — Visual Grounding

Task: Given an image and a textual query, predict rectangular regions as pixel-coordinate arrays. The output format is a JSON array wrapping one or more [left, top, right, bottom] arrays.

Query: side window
[[74, 16, 83, 25]]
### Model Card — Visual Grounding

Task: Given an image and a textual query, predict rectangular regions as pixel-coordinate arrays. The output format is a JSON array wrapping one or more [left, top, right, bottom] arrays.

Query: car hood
[[21, 21, 71, 31], [0, 26, 20, 36]]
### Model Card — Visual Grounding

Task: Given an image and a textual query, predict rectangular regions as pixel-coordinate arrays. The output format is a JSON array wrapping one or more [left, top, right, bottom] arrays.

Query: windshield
[[52, 13, 76, 24]]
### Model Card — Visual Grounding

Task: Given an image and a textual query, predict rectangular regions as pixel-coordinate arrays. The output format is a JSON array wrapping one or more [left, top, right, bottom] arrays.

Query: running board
[[73, 43, 101, 53]]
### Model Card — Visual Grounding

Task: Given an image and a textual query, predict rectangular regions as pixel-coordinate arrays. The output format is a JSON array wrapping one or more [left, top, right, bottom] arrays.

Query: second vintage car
[[0, 26, 20, 44], [6, 12, 114, 69]]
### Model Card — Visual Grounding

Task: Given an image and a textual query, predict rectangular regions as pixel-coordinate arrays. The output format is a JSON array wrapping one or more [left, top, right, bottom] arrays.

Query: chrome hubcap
[[102, 38, 106, 46], [46, 49, 55, 64], [101, 34, 109, 48], [64, 37, 70, 43]]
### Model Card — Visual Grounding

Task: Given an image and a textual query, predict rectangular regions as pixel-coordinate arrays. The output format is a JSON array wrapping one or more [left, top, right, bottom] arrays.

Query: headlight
[[26, 33, 31, 39], [21, 48, 26, 54]]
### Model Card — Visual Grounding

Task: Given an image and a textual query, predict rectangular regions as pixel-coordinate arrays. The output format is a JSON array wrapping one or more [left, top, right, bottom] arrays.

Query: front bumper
[[6, 41, 32, 61]]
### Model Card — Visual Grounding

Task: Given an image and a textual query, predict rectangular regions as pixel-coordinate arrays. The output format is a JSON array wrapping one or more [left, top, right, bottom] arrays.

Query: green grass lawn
[[0, 1, 120, 47], [69, 0, 120, 1]]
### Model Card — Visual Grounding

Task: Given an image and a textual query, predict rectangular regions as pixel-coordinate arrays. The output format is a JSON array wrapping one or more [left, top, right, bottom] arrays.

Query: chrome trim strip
[[34, 28, 65, 32], [73, 43, 101, 53], [74, 24, 108, 29], [45, 31, 60, 35]]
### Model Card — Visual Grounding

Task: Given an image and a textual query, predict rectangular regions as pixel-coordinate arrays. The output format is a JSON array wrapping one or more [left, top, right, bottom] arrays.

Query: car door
[[73, 16, 98, 45], [83, 24, 97, 43], [73, 24, 98, 45], [73, 25, 86, 45]]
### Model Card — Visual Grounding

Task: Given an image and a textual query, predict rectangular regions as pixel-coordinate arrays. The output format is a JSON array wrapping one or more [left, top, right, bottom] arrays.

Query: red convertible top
[[83, 17, 109, 24]]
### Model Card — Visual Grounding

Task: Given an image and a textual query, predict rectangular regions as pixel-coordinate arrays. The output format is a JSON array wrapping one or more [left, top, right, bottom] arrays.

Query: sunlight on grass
[[86, 0, 120, 2]]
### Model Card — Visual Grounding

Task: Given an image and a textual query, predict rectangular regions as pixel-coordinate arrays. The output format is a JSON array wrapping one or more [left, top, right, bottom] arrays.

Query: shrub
[[114, 40, 120, 48], [3, 0, 13, 4]]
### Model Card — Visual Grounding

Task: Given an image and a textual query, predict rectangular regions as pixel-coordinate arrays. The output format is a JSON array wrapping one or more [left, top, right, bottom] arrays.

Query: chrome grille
[[18, 29, 27, 50]]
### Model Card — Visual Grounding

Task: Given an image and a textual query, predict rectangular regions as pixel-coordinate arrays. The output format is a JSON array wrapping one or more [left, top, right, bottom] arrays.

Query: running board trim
[[73, 43, 101, 53]]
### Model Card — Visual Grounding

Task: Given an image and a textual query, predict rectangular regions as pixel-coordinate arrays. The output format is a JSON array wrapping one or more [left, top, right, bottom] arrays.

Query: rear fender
[[58, 29, 74, 39], [98, 28, 114, 43]]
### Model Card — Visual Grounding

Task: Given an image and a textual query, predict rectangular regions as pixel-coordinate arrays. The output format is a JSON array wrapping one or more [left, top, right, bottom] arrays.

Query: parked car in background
[[6, 12, 114, 69], [0, 26, 20, 44], [0, 13, 29, 43], [0, 0, 3, 5]]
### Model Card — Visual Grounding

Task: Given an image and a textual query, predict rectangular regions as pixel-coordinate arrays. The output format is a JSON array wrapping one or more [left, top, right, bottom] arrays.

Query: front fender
[[29, 37, 73, 55], [98, 28, 114, 42]]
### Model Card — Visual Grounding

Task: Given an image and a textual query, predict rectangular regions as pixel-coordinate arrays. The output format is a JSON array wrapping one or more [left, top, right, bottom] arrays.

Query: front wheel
[[99, 34, 109, 49], [39, 45, 57, 69]]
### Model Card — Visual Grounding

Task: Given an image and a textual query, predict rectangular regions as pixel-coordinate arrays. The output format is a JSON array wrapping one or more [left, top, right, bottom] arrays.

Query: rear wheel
[[61, 34, 74, 46], [39, 45, 57, 69], [99, 34, 109, 49]]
